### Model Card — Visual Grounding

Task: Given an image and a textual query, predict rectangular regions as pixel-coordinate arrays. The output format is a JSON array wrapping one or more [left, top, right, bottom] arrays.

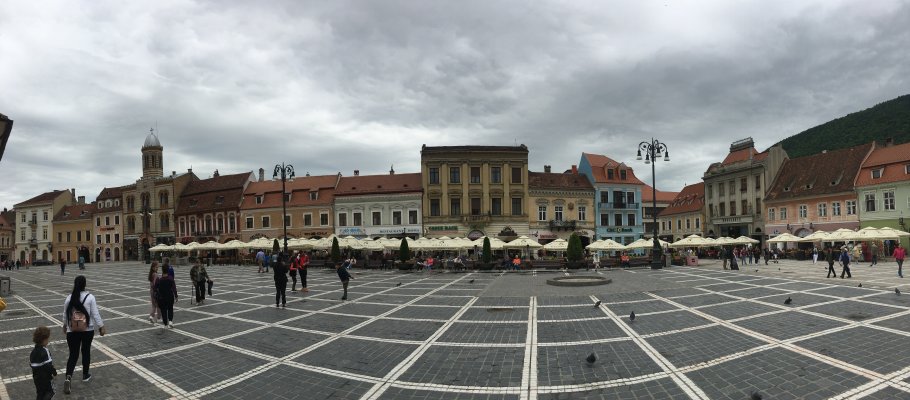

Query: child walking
[[30, 326, 57, 400], [335, 263, 353, 301]]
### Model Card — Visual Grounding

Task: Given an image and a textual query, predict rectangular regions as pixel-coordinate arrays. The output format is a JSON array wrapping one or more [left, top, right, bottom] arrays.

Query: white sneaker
[[148, 316, 155, 325]]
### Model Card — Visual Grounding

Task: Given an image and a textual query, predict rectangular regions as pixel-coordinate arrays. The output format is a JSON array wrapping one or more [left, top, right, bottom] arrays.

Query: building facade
[[14, 189, 75, 263], [333, 171, 423, 239], [0, 209, 14, 262], [93, 187, 124, 262], [175, 171, 254, 244], [703, 138, 787, 243], [578, 153, 646, 245], [642, 184, 679, 242], [855, 141, 910, 248], [764, 143, 873, 239], [52, 201, 95, 263], [528, 168, 596, 245], [658, 182, 706, 242], [420, 145, 530, 239], [240, 171, 340, 241], [121, 131, 197, 261]]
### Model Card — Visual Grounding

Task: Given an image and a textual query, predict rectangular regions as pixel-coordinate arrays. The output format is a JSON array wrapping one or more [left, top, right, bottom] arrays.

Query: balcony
[[192, 229, 223, 237], [549, 219, 577, 231], [462, 214, 491, 224], [29, 218, 37, 226], [711, 215, 754, 225], [29, 239, 38, 246], [598, 202, 639, 210]]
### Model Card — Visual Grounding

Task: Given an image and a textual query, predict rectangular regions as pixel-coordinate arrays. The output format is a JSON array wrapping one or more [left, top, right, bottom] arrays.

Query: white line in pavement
[[520, 296, 538, 400]]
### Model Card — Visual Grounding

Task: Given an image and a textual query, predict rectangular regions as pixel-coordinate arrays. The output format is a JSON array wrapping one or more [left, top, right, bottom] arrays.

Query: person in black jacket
[[30, 326, 57, 400], [274, 253, 288, 308], [336, 262, 353, 300], [156, 269, 178, 329]]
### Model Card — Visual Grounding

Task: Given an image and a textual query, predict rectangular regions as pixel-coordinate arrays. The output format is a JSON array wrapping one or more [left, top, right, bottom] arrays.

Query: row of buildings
[[2, 131, 909, 264]]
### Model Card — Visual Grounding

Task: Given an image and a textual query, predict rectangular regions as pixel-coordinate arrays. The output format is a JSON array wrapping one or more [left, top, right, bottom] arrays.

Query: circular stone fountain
[[546, 276, 612, 287]]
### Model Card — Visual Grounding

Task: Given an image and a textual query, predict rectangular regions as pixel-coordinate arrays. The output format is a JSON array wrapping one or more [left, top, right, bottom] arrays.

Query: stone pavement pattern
[[1, 258, 909, 399]]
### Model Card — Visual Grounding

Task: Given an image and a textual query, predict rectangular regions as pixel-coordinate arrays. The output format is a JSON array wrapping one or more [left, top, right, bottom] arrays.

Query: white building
[[14, 189, 75, 263], [333, 171, 422, 239]]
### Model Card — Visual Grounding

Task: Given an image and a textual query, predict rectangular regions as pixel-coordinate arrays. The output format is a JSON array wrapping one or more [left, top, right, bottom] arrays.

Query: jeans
[[65, 330, 95, 378], [159, 299, 174, 325], [275, 279, 287, 306], [898, 259, 904, 277], [194, 281, 206, 303], [301, 269, 307, 290], [290, 270, 298, 291]]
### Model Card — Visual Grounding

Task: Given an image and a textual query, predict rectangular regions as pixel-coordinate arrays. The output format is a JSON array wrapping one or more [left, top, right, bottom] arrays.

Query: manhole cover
[[546, 276, 612, 287], [487, 308, 514, 312]]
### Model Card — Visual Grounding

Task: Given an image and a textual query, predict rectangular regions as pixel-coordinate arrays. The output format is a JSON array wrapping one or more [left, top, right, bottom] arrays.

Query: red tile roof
[[856, 142, 910, 187], [54, 203, 96, 222], [767, 143, 874, 201], [721, 148, 764, 165], [658, 182, 705, 217], [176, 172, 253, 215], [581, 153, 646, 185], [96, 186, 124, 200], [335, 173, 422, 196], [241, 174, 340, 210], [14, 190, 69, 207], [641, 185, 679, 203], [529, 172, 594, 190], [0, 212, 12, 229]]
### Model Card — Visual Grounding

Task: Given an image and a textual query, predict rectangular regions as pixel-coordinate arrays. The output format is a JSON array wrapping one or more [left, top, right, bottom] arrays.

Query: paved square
[[2, 258, 910, 399]]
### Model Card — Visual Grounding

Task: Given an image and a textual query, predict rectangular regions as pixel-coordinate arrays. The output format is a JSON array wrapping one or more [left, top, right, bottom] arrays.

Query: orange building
[[658, 182, 706, 242], [764, 143, 873, 238], [239, 170, 341, 241]]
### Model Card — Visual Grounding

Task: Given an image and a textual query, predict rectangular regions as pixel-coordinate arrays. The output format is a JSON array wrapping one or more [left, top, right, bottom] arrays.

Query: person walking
[[812, 246, 819, 264], [273, 253, 288, 307], [893, 242, 906, 278], [147, 262, 161, 325], [721, 248, 728, 270], [839, 246, 852, 279], [78, 255, 85, 270], [335, 261, 353, 300], [155, 268, 178, 329], [871, 242, 879, 266], [189, 263, 211, 305], [299, 251, 310, 292], [762, 247, 770, 265], [825, 246, 837, 278], [289, 252, 299, 292], [30, 326, 57, 400], [61, 275, 106, 395], [256, 249, 266, 273], [59, 259, 66, 276]]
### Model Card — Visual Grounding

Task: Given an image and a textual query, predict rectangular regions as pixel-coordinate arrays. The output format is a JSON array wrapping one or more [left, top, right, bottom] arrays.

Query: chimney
[[78, 196, 85, 204], [213, 169, 219, 177], [544, 165, 551, 173], [389, 165, 395, 175], [258, 168, 265, 182], [172, 171, 176, 176], [354, 170, 360, 176], [571, 165, 578, 174], [71, 188, 76, 198], [188, 167, 193, 174]]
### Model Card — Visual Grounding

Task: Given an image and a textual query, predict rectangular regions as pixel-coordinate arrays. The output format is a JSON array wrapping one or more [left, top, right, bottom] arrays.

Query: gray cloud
[[1, 0, 908, 208]]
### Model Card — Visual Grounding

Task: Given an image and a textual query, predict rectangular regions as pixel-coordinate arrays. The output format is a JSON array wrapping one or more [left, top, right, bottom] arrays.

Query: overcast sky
[[1, 0, 908, 208]]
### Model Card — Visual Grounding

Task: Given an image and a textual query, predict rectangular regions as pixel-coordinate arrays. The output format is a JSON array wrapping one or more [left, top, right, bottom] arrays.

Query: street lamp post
[[273, 163, 295, 258], [140, 205, 152, 264], [637, 138, 670, 269]]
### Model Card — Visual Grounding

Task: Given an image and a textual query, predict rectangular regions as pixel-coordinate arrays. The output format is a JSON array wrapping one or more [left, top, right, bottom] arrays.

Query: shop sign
[[427, 225, 458, 231], [606, 227, 634, 233], [302, 231, 331, 237], [377, 227, 421, 235], [467, 230, 485, 240], [338, 227, 366, 236]]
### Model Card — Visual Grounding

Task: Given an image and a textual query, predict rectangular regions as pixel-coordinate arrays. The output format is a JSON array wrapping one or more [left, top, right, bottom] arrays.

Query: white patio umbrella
[[713, 237, 736, 245], [669, 234, 709, 248], [433, 236, 465, 251], [542, 238, 569, 251], [149, 244, 172, 252], [383, 237, 413, 250], [221, 240, 247, 250], [195, 240, 222, 250], [287, 238, 314, 250], [337, 236, 364, 249], [624, 238, 670, 250], [410, 237, 436, 251], [358, 238, 384, 251], [586, 239, 627, 251], [828, 228, 860, 241], [733, 236, 760, 245], [876, 227, 910, 238], [799, 230, 831, 243], [503, 236, 542, 249], [313, 235, 338, 250], [768, 233, 803, 243]]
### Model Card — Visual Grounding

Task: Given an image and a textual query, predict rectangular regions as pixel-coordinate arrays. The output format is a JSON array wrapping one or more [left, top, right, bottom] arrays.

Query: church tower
[[142, 128, 164, 178]]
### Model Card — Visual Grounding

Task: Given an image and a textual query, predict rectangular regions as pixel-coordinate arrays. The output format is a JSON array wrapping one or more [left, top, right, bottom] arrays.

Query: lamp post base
[[651, 260, 663, 270], [651, 245, 663, 269]]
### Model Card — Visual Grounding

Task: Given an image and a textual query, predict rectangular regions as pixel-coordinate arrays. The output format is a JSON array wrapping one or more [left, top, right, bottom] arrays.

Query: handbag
[[0, 297, 6, 313], [70, 294, 90, 332]]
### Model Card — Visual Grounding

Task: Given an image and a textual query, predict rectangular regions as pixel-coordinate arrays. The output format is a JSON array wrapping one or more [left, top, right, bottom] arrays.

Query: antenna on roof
[[514, 138, 518, 146]]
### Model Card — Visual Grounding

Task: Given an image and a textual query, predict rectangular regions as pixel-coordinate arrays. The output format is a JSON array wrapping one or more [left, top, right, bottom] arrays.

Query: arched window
[[204, 215, 213, 232], [216, 215, 224, 233], [126, 196, 135, 211], [189, 217, 196, 235], [228, 213, 236, 232], [141, 193, 150, 209], [127, 216, 136, 233], [159, 191, 169, 207], [160, 213, 169, 229]]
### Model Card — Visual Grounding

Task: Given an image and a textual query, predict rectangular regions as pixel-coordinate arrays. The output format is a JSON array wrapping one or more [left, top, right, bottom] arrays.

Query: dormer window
[[255, 195, 263, 204], [905, 164, 910, 174], [284, 193, 291, 202], [872, 168, 883, 179], [215, 196, 224, 205], [190, 199, 198, 207], [619, 170, 627, 180], [309, 192, 318, 200], [607, 169, 614, 180]]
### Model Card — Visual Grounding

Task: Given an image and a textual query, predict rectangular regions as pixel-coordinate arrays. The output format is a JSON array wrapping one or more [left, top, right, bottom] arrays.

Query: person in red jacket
[[289, 252, 299, 292], [299, 251, 310, 292], [893, 243, 906, 278]]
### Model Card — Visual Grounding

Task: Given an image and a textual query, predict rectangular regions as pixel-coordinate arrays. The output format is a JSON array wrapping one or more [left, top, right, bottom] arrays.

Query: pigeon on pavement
[[396, 282, 402, 287], [629, 311, 636, 321], [750, 391, 763, 400], [586, 353, 597, 364], [594, 300, 602, 308], [784, 297, 792, 305], [896, 288, 901, 295], [469, 279, 475, 284], [857, 283, 862, 287]]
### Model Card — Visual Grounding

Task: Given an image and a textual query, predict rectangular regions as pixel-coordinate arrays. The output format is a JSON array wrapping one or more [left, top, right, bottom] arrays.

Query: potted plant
[[398, 238, 412, 270], [480, 237, 494, 270], [566, 233, 583, 269], [330, 237, 341, 265]]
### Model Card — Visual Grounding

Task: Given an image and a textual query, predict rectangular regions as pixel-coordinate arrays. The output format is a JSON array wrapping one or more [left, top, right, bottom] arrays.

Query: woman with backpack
[[61, 275, 106, 395]]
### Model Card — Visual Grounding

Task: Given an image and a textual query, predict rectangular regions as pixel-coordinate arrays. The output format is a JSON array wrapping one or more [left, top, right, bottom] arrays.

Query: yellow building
[[52, 202, 96, 263], [420, 145, 530, 239], [528, 167, 596, 245]]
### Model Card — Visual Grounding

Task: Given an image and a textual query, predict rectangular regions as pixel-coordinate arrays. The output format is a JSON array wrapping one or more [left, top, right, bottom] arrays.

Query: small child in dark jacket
[[335, 263, 353, 300], [30, 326, 57, 400]]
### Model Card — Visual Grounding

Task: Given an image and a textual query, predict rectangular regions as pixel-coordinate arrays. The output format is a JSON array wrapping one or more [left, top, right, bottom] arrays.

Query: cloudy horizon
[[1, 0, 909, 207]]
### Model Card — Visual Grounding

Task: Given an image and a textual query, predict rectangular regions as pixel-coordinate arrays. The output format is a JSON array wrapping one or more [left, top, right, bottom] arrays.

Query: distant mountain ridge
[[775, 94, 910, 158]]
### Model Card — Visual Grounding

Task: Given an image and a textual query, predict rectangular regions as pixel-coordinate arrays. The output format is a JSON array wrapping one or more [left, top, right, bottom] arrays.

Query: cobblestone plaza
[[2, 260, 910, 399]]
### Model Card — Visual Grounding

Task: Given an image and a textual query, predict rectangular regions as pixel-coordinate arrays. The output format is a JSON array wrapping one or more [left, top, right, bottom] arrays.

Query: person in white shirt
[[61, 275, 106, 395]]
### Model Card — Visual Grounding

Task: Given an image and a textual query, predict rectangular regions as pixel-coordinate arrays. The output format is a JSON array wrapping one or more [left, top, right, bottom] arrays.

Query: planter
[[398, 263, 414, 271], [566, 261, 583, 269], [478, 262, 494, 271]]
